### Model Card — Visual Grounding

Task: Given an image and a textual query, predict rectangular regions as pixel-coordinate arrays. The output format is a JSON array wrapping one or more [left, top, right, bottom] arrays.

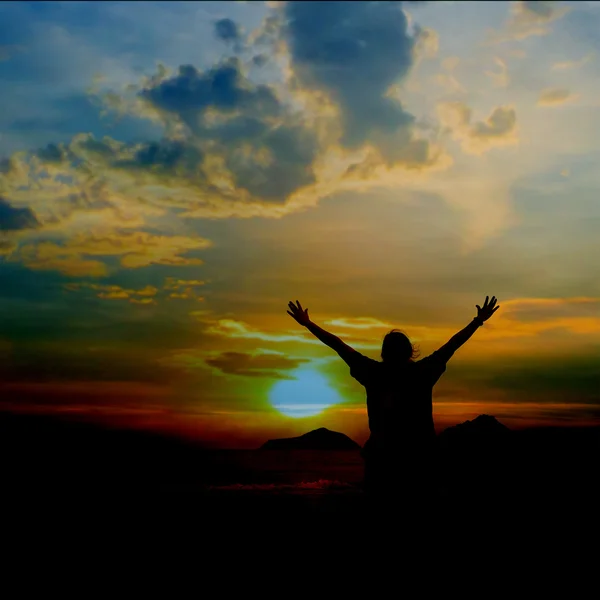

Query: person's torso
[[364, 361, 436, 454]]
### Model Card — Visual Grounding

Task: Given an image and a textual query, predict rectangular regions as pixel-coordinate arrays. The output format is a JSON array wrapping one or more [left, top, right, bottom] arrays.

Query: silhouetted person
[[287, 296, 500, 517]]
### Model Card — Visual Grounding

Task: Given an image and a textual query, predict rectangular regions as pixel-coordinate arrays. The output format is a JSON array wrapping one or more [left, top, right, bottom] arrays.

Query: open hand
[[287, 300, 311, 327], [476, 296, 500, 322]]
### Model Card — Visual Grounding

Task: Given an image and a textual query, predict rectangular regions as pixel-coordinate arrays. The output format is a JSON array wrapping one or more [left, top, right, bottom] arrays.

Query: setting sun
[[270, 369, 343, 418]]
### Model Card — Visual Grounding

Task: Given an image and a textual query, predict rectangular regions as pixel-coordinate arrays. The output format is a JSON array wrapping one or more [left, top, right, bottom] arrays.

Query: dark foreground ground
[[2, 411, 599, 565]]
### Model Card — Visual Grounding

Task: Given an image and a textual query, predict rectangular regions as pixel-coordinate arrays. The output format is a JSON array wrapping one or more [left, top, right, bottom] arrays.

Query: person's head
[[381, 329, 420, 363]]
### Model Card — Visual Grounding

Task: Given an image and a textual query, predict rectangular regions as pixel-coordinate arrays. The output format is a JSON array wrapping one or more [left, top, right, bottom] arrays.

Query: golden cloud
[[65, 283, 159, 304], [13, 231, 211, 277], [163, 277, 207, 300], [203, 318, 322, 345], [324, 317, 394, 331], [537, 88, 579, 107], [438, 102, 518, 154], [19, 252, 109, 277], [473, 296, 600, 340], [204, 350, 310, 379], [485, 57, 509, 88], [552, 54, 593, 71], [434, 56, 467, 95], [412, 26, 439, 62], [0, 235, 17, 256], [319, 301, 600, 348], [195, 314, 385, 351], [490, 0, 571, 43]]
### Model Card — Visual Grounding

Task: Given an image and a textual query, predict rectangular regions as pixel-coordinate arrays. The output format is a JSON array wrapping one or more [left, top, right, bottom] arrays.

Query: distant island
[[260, 427, 361, 450]]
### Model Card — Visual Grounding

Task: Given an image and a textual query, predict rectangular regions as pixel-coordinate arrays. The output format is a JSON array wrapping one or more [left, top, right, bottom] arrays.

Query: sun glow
[[269, 369, 343, 418]]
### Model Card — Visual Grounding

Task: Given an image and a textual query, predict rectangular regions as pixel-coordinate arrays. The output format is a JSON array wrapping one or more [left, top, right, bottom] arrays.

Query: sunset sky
[[1, 0, 600, 448]]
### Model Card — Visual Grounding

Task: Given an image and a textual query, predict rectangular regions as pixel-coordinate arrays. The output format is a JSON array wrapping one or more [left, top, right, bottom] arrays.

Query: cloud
[[204, 350, 310, 378], [130, 298, 155, 305], [0, 237, 17, 256], [475, 296, 600, 340], [324, 317, 394, 331], [282, 0, 442, 169], [65, 283, 159, 304], [485, 57, 509, 88], [537, 87, 579, 106], [164, 277, 207, 289], [412, 25, 439, 61], [214, 18, 242, 44], [202, 317, 322, 345], [251, 53, 269, 68], [195, 315, 384, 351], [0, 137, 168, 231], [324, 317, 461, 345], [499, 296, 600, 320], [477, 356, 600, 402], [0, 196, 39, 231], [492, 0, 571, 42], [0, 1, 458, 265], [13, 231, 211, 277], [434, 56, 467, 94], [163, 277, 206, 301], [552, 54, 593, 70], [1, 70, 320, 239], [139, 58, 319, 203], [0, 0, 539, 281], [17, 252, 109, 277], [438, 102, 518, 154]]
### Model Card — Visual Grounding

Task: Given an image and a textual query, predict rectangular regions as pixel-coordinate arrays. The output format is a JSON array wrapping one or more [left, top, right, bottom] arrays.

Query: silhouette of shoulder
[[416, 350, 448, 385], [342, 349, 380, 386], [344, 347, 450, 388]]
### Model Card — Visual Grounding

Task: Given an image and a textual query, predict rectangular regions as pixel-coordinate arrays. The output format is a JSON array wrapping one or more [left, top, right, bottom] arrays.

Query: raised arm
[[436, 296, 500, 362], [286, 300, 356, 360]]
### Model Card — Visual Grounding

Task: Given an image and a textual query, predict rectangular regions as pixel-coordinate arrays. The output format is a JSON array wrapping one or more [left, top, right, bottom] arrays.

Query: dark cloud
[[138, 58, 318, 202], [205, 351, 309, 379], [115, 138, 205, 180], [0, 158, 12, 174], [486, 356, 600, 401], [252, 54, 268, 68], [521, 0, 553, 19], [36, 143, 68, 163], [220, 120, 317, 201], [449, 353, 600, 403], [135, 139, 202, 169], [284, 1, 427, 163], [142, 59, 281, 125], [0, 196, 39, 231], [214, 18, 241, 43]]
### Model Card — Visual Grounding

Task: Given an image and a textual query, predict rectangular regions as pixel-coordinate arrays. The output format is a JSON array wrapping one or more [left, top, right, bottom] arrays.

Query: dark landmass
[[260, 427, 361, 450], [2, 411, 599, 498], [2, 409, 599, 548], [438, 414, 600, 504], [439, 413, 511, 442]]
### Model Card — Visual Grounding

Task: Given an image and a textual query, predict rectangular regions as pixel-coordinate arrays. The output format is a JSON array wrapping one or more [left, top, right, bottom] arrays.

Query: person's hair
[[381, 329, 420, 363]]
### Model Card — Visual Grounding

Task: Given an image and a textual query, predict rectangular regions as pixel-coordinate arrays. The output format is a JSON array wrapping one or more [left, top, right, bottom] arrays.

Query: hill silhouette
[[440, 413, 510, 437], [260, 427, 361, 450], [439, 414, 512, 450]]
